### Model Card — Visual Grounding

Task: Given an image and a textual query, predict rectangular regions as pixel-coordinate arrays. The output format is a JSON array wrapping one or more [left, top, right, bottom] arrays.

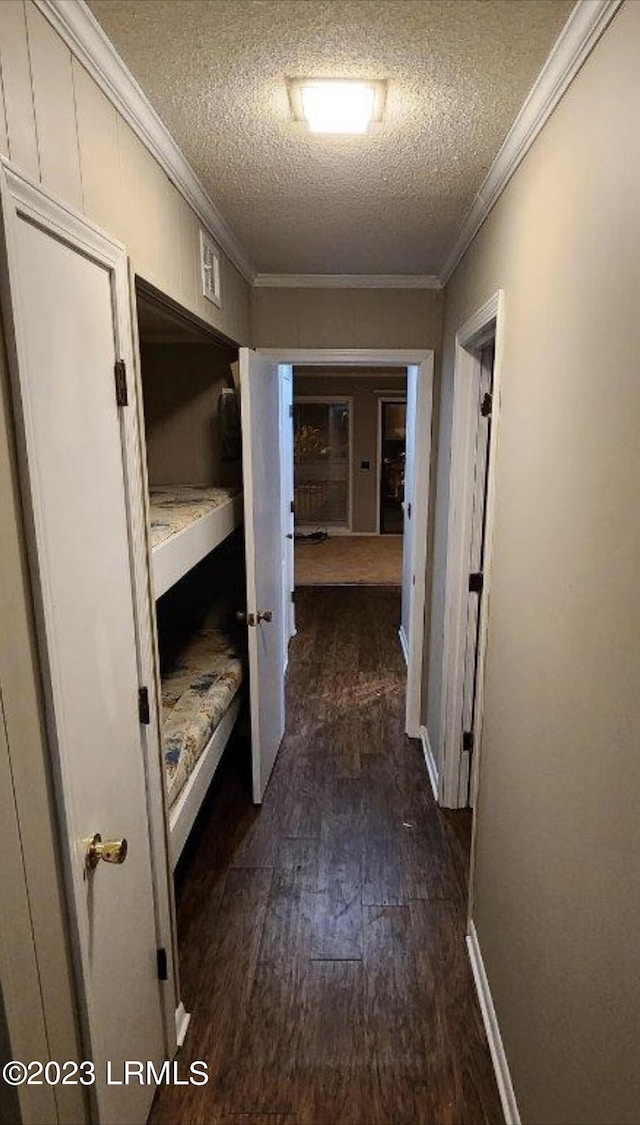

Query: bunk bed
[[149, 484, 243, 599], [160, 623, 244, 868]]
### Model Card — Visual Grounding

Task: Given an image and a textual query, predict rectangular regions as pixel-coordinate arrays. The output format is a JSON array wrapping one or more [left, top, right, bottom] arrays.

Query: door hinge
[[138, 686, 150, 725], [480, 392, 493, 418], [407, 501, 412, 520], [114, 358, 128, 407], [462, 730, 474, 754], [468, 571, 484, 594], [290, 500, 295, 515], [156, 947, 168, 981], [289, 403, 294, 418], [291, 589, 296, 604]]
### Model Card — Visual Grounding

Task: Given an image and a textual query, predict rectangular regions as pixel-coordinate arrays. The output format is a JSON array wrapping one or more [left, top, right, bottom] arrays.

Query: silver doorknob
[[236, 610, 246, 623]]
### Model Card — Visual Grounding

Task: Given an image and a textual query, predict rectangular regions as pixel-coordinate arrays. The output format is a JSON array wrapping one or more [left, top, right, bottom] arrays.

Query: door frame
[[293, 393, 354, 533], [262, 348, 433, 741], [0, 158, 177, 1087], [439, 292, 505, 808], [376, 395, 407, 536]]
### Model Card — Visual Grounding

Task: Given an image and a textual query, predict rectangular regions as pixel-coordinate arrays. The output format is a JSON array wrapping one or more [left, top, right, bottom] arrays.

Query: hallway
[[151, 588, 502, 1125]]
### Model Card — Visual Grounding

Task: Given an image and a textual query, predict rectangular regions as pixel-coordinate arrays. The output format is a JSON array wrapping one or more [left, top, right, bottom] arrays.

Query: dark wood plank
[[295, 960, 365, 1125], [150, 587, 502, 1125]]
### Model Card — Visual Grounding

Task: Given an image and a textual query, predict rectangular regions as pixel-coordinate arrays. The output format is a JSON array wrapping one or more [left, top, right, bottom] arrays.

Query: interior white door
[[279, 364, 295, 663], [1, 174, 166, 1124], [460, 343, 494, 802], [240, 349, 286, 802], [403, 361, 434, 739], [401, 366, 417, 652]]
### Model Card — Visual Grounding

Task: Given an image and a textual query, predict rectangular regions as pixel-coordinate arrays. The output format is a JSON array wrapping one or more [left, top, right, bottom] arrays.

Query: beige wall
[[252, 285, 443, 349], [141, 343, 240, 489], [294, 368, 406, 533], [0, 1, 251, 346], [427, 3, 640, 1122]]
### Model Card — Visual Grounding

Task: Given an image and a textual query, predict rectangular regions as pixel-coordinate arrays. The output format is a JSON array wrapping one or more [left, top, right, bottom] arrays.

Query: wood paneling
[[150, 588, 502, 1125], [0, 1, 39, 177], [26, 4, 82, 208], [73, 57, 123, 238], [0, 2, 251, 345]]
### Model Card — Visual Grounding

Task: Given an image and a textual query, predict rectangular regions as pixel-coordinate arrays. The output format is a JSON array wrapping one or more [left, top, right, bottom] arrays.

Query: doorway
[[263, 348, 433, 740], [378, 399, 407, 534]]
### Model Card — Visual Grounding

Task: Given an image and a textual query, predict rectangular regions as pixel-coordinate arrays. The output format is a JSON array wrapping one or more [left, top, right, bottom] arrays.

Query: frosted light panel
[[300, 82, 376, 134]]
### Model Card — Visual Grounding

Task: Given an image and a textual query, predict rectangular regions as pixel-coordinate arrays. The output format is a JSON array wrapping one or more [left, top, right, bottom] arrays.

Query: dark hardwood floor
[[150, 587, 503, 1125]]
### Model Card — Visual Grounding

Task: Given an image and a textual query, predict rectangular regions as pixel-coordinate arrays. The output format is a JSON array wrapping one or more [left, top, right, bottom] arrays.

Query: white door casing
[[0, 162, 167, 1123], [240, 348, 286, 802], [261, 349, 433, 748], [279, 364, 295, 662]]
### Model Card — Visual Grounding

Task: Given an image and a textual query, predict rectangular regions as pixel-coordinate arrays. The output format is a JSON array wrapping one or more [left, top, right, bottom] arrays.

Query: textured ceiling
[[88, 0, 575, 275]]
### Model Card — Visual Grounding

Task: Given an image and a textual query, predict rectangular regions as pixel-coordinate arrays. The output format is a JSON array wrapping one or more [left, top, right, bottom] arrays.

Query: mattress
[[149, 485, 241, 550], [161, 628, 243, 809]]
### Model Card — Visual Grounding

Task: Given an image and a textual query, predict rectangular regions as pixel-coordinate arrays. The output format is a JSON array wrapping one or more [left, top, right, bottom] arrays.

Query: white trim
[[266, 348, 432, 366], [440, 292, 505, 810], [174, 1002, 191, 1050], [32, 1, 618, 290], [419, 725, 439, 803], [440, 0, 622, 283], [253, 274, 441, 289], [467, 923, 521, 1125], [151, 492, 243, 599], [398, 625, 409, 666], [35, 0, 255, 282]]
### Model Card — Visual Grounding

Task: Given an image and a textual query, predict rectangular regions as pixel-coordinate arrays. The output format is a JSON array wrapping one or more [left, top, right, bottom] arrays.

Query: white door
[[240, 349, 286, 801], [1, 169, 166, 1124], [279, 364, 295, 663], [402, 361, 434, 738], [400, 367, 417, 650], [460, 342, 494, 802]]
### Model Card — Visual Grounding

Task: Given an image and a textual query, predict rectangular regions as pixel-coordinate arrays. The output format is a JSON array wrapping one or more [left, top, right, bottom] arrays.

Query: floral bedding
[[149, 485, 241, 550], [161, 628, 243, 809]]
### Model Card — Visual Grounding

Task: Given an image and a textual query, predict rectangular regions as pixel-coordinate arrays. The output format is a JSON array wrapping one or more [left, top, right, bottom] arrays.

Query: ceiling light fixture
[[288, 78, 386, 135]]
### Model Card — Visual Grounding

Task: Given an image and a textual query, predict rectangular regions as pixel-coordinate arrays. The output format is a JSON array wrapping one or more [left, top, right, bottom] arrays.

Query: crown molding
[[440, 0, 623, 284], [253, 274, 442, 289], [35, 0, 256, 282], [36, 0, 620, 293]]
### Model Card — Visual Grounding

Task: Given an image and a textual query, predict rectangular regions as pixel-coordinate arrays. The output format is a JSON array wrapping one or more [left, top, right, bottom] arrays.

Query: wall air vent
[[200, 229, 221, 307]]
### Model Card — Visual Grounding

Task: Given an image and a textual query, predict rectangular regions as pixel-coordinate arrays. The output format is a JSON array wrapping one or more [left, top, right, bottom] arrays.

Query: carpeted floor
[[295, 534, 403, 586]]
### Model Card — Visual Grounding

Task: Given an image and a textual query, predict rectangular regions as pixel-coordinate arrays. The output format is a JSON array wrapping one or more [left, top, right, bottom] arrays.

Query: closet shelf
[[149, 484, 243, 599]]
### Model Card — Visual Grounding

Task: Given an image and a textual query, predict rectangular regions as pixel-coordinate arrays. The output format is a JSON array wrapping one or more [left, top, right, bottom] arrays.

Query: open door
[[402, 359, 434, 738], [240, 349, 286, 802], [279, 363, 295, 664]]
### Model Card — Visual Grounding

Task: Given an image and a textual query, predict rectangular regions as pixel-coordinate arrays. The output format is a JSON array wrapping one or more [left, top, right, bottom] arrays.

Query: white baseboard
[[466, 922, 521, 1125], [419, 725, 439, 802], [175, 1002, 191, 1050], [398, 625, 409, 665]]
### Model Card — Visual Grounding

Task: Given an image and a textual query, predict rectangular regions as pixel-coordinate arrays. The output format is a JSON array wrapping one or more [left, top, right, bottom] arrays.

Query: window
[[293, 399, 351, 527]]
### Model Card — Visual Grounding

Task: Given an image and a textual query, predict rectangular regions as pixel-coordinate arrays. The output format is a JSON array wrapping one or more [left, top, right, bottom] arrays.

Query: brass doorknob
[[85, 833, 128, 871]]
